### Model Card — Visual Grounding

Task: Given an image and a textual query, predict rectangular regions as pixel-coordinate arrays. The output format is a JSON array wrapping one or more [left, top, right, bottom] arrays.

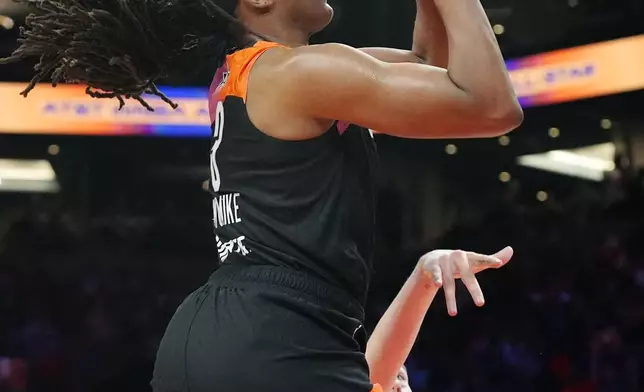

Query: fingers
[[492, 246, 514, 263], [440, 254, 458, 317], [466, 246, 514, 273], [465, 251, 502, 268], [420, 247, 514, 317], [426, 262, 442, 287], [453, 251, 485, 307]]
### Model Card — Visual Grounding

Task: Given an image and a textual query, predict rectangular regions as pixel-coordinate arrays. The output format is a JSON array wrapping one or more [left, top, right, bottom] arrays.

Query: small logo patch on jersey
[[217, 72, 230, 91]]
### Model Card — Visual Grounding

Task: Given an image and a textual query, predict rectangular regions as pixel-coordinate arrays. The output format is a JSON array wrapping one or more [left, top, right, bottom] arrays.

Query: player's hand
[[418, 246, 513, 316], [392, 369, 412, 392]]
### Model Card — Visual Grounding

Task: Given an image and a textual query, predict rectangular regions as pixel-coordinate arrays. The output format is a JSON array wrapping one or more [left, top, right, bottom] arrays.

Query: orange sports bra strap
[[218, 41, 284, 102]]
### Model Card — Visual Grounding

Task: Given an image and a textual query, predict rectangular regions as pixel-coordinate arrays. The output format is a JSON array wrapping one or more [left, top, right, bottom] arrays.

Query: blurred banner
[[508, 34, 644, 107], [0, 34, 643, 136], [0, 84, 211, 136]]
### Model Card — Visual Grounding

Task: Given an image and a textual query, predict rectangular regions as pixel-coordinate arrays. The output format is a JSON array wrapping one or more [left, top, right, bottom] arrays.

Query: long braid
[[0, 0, 249, 110]]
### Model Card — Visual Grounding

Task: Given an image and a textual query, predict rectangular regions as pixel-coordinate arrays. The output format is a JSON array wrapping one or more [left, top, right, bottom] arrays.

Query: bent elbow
[[500, 103, 524, 132], [477, 102, 524, 137]]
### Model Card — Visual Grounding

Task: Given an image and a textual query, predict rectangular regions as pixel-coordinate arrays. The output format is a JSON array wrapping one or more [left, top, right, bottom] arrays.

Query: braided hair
[[0, 0, 249, 110]]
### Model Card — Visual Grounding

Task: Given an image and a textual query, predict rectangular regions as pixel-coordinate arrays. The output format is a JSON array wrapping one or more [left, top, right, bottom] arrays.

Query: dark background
[[1, 0, 644, 391]]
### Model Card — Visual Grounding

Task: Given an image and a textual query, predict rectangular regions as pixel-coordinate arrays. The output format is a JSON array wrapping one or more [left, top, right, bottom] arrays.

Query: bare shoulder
[[251, 42, 388, 114], [245, 44, 355, 140], [279, 43, 384, 82], [263, 42, 373, 63], [253, 42, 381, 83]]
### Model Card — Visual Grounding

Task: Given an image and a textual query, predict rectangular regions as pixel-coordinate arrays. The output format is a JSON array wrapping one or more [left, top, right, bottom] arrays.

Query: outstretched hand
[[418, 247, 513, 316]]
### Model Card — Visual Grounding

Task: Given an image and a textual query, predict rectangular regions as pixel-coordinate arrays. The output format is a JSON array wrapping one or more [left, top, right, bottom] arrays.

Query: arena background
[[1, 0, 644, 391]]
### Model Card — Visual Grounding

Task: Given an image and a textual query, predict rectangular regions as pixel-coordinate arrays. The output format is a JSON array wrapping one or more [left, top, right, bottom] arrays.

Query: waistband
[[209, 263, 365, 321]]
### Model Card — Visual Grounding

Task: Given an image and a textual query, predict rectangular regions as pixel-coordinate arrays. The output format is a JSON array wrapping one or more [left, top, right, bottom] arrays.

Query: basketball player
[[2, 0, 522, 391]]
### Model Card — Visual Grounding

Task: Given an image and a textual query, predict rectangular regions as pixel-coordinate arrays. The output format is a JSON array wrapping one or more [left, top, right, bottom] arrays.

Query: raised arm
[[361, 0, 449, 67], [268, 0, 521, 139]]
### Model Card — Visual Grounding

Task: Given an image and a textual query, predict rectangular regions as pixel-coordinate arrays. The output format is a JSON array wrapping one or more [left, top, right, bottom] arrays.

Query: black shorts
[[151, 264, 381, 392]]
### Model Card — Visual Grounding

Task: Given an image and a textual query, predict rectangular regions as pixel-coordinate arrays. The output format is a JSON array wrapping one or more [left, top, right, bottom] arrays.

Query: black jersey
[[207, 41, 379, 303]]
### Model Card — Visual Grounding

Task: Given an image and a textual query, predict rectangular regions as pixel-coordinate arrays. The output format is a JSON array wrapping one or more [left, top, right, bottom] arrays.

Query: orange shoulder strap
[[217, 41, 284, 102]]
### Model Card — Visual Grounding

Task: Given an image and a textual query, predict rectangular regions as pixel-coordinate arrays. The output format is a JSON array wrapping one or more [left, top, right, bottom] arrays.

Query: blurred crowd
[[0, 215, 215, 392], [1, 179, 644, 392]]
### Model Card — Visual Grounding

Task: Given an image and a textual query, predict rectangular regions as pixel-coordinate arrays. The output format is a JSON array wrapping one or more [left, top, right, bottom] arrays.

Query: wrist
[[413, 260, 441, 291]]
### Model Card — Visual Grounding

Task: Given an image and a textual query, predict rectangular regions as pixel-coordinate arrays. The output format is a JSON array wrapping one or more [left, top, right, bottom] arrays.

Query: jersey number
[[210, 101, 225, 192]]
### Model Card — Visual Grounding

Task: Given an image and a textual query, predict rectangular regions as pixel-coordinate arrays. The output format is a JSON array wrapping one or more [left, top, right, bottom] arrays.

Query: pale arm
[[365, 247, 513, 391], [366, 266, 439, 391]]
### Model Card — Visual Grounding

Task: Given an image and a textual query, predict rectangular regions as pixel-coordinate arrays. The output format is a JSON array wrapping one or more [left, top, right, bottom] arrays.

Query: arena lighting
[[548, 127, 560, 138], [48, 144, 60, 156], [0, 159, 59, 193], [499, 172, 511, 183], [601, 119, 612, 130], [517, 142, 616, 182]]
